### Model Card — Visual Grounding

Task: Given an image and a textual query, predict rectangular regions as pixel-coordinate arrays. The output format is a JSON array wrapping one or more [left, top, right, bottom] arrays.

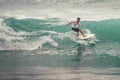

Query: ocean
[[0, 0, 120, 80]]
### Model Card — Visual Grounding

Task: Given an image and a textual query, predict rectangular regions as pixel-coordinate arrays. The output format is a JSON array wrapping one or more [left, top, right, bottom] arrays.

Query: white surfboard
[[76, 34, 94, 40]]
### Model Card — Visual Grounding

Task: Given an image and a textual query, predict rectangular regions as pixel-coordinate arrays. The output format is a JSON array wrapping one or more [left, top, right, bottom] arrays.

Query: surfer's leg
[[72, 28, 79, 36], [79, 29, 86, 37]]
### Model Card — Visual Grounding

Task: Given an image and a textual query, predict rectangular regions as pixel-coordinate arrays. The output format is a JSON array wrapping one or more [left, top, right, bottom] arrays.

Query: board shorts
[[72, 28, 79, 32]]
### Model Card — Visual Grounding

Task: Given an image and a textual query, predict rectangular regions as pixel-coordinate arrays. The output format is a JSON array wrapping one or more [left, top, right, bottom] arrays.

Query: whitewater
[[0, 0, 120, 80]]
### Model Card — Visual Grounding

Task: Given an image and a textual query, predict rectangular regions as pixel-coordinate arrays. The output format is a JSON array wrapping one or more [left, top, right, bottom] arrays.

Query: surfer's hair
[[77, 17, 80, 20]]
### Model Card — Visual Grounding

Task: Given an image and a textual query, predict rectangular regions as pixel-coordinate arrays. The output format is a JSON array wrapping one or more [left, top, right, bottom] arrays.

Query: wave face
[[0, 17, 120, 68]]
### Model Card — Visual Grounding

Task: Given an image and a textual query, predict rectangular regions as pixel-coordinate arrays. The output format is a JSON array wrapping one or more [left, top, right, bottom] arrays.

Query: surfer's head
[[77, 17, 80, 23], [77, 17, 80, 20]]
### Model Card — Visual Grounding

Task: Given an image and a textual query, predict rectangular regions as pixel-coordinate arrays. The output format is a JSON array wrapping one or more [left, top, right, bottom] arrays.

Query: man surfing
[[66, 17, 86, 37]]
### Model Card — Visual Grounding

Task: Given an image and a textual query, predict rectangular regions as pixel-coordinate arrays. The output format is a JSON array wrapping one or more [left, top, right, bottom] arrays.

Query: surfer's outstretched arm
[[66, 22, 72, 26]]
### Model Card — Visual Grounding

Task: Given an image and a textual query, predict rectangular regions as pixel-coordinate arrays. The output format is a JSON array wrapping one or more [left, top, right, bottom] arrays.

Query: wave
[[0, 17, 120, 54], [0, 17, 97, 51], [0, 17, 120, 68]]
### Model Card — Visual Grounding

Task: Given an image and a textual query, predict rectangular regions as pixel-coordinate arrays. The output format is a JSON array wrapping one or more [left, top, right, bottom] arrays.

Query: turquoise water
[[0, 17, 120, 80]]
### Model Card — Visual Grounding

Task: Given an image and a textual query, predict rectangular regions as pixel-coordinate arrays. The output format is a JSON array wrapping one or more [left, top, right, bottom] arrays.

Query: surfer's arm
[[66, 22, 72, 26]]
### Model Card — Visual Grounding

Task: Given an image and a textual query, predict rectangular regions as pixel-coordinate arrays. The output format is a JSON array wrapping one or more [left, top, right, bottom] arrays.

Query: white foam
[[0, 23, 28, 41], [0, 20, 58, 51], [0, 35, 58, 51], [61, 30, 97, 45]]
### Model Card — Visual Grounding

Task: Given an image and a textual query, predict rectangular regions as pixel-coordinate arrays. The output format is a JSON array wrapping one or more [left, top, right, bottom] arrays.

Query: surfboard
[[76, 34, 94, 40]]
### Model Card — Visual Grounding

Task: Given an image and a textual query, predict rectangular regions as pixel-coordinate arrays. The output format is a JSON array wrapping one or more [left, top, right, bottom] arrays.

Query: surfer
[[66, 17, 86, 37]]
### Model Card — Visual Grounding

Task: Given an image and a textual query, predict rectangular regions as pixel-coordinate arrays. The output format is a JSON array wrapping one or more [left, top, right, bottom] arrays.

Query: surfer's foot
[[83, 35, 86, 37]]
